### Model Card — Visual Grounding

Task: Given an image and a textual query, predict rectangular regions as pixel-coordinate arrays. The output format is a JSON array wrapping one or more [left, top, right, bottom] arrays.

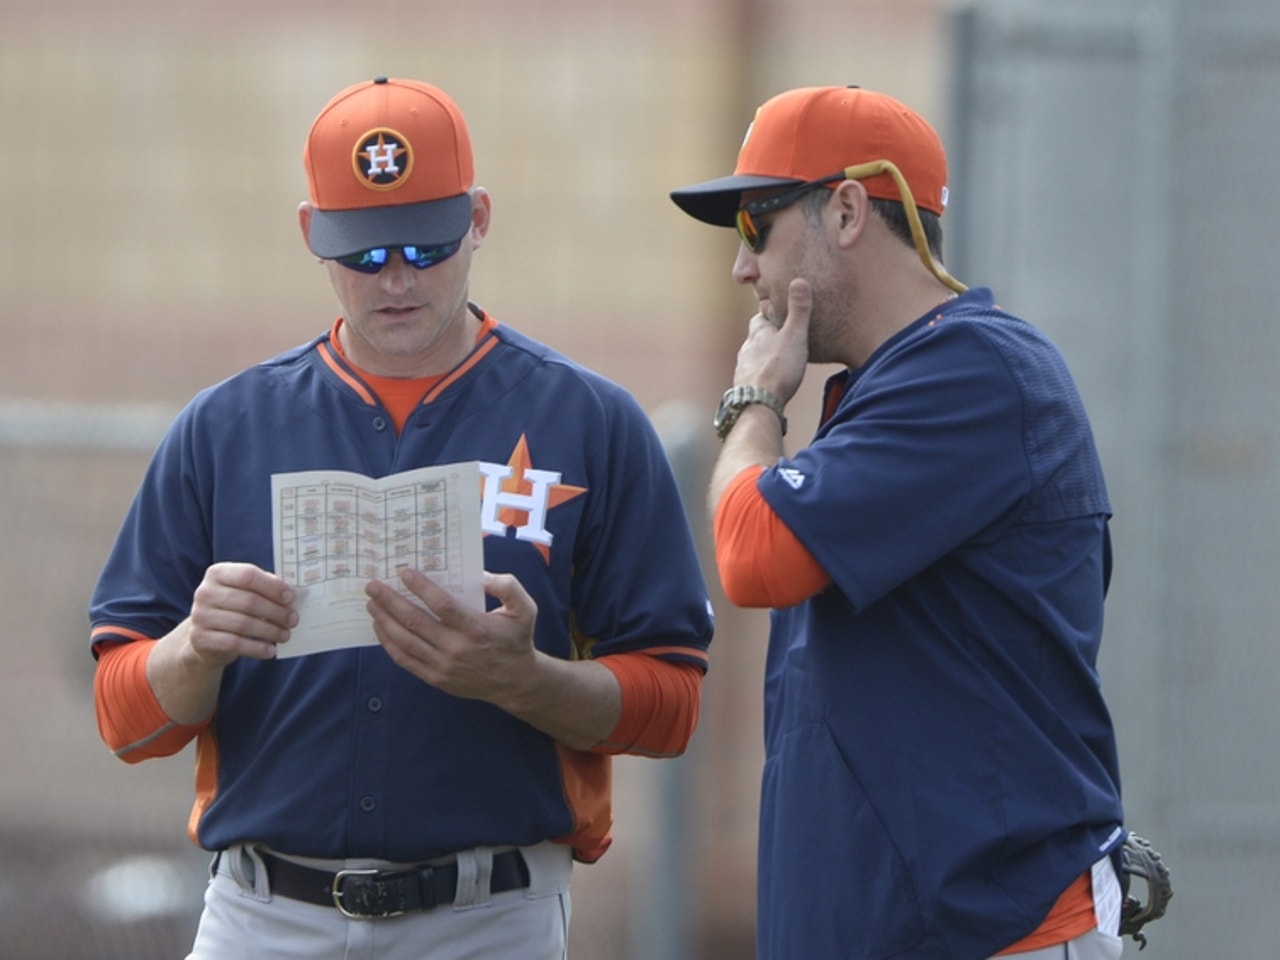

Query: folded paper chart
[[271, 462, 484, 658]]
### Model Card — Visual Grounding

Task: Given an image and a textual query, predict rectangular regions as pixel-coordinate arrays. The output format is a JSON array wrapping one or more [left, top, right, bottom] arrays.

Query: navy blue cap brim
[[669, 174, 803, 227], [307, 193, 473, 259]]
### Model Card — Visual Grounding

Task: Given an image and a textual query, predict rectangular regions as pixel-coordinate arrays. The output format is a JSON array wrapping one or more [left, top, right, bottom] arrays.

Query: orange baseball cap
[[303, 76, 475, 258], [670, 85, 949, 227]]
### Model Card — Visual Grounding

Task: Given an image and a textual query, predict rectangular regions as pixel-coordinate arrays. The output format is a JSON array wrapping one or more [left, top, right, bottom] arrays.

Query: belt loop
[[223, 843, 271, 902], [452, 847, 494, 910]]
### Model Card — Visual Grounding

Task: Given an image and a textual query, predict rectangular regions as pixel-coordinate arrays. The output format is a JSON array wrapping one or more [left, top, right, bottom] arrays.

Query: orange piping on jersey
[[358, 371, 445, 433], [713, 466, 832, 608], [320, 314, 500, 423], [421, 315, 500, 404], [553, 743, 613, 863], [188, 727, 221, 847], [317, 340, 379, 407], [91, 623, 158, 656], [996, 871, 1095, 954], [628, 645, 709, 668]]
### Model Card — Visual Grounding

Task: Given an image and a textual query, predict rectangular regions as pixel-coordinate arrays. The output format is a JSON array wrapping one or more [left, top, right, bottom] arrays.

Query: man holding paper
[[89, 77, 713, 960]]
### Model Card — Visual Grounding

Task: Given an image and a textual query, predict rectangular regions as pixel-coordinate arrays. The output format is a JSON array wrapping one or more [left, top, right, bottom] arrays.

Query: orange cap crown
[[737, 86, 948, 213], [303, 77, 475, 258], [670, 85, 949, 227]]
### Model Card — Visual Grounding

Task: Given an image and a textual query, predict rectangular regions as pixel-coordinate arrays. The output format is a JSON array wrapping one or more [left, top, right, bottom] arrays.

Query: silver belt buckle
[[332, 868, 405, 919]]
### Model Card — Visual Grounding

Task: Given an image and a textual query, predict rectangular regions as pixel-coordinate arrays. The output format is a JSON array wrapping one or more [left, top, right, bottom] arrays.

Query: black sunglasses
[[334, 239, 463, 274], [735, 174, 845, 252], [733, 160, 967, 296]]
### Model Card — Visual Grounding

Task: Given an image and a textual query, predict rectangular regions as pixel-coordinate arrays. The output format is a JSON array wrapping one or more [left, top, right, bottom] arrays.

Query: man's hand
[[187, 562, 298, 665], [734, 277, 813, 406], [148, 562, 297, 725], [708, 278, 816, 513], [366, 569, 620, 750], [366, 569, 538, 704]]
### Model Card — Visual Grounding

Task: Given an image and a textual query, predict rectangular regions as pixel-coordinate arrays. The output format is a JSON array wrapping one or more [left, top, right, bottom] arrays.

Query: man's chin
[[759, 300, 785, 330]]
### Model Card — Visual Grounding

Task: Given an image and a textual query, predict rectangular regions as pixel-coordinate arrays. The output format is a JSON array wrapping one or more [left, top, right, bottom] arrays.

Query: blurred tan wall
[[0, 1, 952, 956]]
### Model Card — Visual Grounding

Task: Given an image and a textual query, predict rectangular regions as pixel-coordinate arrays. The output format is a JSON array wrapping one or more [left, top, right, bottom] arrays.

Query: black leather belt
[[260, 849, 530, 919]]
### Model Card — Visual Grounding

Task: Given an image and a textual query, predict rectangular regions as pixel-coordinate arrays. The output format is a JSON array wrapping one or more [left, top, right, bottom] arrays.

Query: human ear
[[832, 181, 868, 245], [468, 188, 493, 249], [297, 202, 318, 256]]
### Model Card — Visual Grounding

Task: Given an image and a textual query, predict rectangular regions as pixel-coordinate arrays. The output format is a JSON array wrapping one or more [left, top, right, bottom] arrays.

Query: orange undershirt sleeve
[[94, 640, 209, 762], [593, 653, 703, 757], [713, 465, 832, 608]]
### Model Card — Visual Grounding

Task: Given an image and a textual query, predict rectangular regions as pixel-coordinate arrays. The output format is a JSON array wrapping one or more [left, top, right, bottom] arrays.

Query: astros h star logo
[[478, 435, 586, 564], [354, 128, 412, 190]]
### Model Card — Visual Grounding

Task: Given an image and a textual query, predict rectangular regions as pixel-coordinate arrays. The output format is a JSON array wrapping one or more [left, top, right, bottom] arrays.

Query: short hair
[[869, 197, 944, 261], [799, 188, 944, 261]]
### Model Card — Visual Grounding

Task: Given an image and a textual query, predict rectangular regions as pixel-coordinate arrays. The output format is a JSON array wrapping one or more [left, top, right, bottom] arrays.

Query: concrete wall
[[949, 1, 1280, 954]]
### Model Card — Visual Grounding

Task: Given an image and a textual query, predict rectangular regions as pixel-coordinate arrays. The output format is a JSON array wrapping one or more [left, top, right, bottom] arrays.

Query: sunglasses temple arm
[[844, 162, 968, 296]]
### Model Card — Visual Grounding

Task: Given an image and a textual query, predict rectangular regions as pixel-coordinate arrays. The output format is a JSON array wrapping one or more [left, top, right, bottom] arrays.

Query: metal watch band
[[714, 385, 788, 440]]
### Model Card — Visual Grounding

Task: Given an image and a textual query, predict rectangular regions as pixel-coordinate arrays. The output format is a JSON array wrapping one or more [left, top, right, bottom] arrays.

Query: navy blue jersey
[[755, 288, 1123, 959], [90, 308, 713, 862]]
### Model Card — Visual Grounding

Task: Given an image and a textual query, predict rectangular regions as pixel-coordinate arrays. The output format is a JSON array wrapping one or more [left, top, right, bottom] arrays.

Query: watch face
[[715, 389, 737, 422], [714, 391, 739, 438]]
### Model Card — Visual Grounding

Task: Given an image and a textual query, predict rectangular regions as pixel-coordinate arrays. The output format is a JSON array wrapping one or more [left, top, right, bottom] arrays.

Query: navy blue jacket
[[756, 289, 1123, 959]]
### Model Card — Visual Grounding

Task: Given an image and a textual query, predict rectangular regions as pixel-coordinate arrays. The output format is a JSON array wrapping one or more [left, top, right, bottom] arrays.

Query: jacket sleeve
[[714, 466, 832, 608]]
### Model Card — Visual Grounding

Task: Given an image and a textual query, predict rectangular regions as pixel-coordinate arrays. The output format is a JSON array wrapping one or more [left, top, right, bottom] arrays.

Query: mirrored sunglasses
[[334, 239, 464, 274]]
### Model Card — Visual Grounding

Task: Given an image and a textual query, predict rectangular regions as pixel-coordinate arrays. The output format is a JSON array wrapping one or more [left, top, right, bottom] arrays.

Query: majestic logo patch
[[353, 128, 412, 191], [778, 467, 807, 490], [479, 435, 587, 564]]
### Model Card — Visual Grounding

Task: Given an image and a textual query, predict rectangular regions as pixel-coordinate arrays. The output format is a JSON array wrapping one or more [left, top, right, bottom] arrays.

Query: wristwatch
[[713, 385, 787, 440]]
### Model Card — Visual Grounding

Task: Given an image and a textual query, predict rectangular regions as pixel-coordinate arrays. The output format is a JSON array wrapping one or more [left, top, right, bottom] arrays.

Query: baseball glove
[[1118, 833, 1173, 950]]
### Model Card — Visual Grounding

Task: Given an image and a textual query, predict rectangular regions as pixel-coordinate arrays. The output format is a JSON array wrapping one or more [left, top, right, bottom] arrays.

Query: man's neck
[[335, 307, 482, 379]]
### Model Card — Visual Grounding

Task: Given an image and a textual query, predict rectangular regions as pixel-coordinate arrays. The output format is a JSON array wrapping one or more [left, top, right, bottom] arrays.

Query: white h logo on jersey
[[478, 462, 560, 547]]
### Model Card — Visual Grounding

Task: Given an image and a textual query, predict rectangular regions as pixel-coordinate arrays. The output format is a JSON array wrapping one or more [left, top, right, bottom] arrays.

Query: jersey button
[[367, 697, 383, 712], [371, 416, 387, 432], [359, 796, 376, 812]]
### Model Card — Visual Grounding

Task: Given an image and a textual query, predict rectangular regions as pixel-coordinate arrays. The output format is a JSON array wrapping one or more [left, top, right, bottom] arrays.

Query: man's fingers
[[199, 562, 296, 623], [183, 613, 288, 666], [225, 636, 286, 661], [374, 568, 464, 624], [192, 578, 296, 632], [366, 570, 534, 646], [186, 562, 298, 662], [211, 561, 296, 605], [482, 571, 536, 619], [783, 278, 812, 336]]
